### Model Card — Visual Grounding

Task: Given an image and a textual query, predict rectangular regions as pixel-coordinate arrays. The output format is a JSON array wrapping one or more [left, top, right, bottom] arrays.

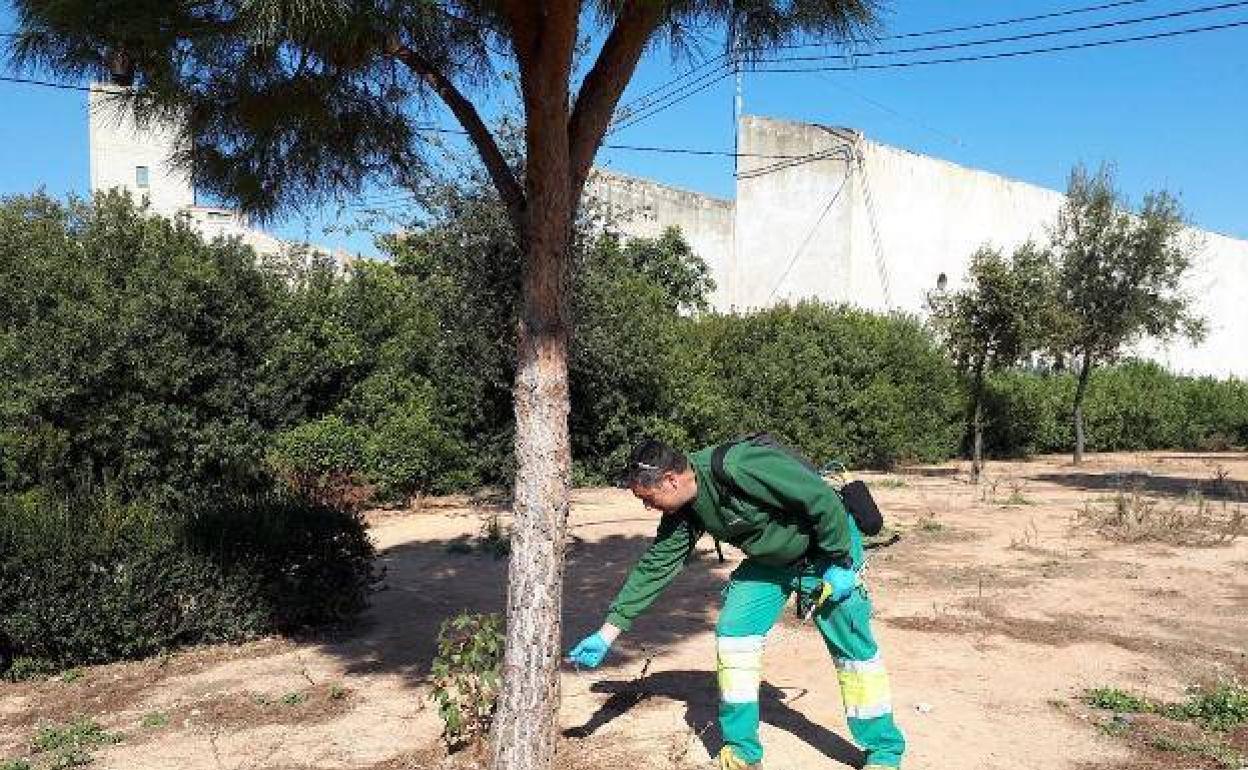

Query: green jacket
[[604, 441, 852, 631]]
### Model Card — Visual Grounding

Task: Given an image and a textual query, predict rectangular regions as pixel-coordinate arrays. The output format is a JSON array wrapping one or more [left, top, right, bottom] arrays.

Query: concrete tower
[[88, 86, 195, 216]]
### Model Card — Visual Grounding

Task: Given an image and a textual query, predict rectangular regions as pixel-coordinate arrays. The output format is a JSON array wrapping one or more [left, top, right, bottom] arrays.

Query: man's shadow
[[563, 669, 865, 768]]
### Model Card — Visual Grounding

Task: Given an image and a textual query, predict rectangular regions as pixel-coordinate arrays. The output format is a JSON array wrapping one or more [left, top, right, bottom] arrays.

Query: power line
[[0, 77, 840, 163], [616, 0, 1159, 115], [753, 18, 1248, 73], [807, 71, 966, 148], [0, 74, 96, 92], [609, 10, 1248, 136], [768, 0, 1158, 50], [758, 1, 1248, 64], [608, 67, 734, 134]]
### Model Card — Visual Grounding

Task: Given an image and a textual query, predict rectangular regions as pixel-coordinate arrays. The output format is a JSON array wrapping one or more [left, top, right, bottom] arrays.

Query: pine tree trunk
[[1073, 352, 1093, 465], [970, 360, 986, 484], [490, 52, 574, 770]]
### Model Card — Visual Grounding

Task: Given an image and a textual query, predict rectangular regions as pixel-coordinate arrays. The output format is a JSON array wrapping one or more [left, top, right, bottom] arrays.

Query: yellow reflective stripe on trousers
[[835, 655, 893, 719], [717, 635, 764, 704]]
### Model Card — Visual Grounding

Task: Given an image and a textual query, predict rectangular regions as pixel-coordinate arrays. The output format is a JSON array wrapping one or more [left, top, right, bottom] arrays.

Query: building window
[[135, 166, 150, 188], [936, 272, 948, 291]]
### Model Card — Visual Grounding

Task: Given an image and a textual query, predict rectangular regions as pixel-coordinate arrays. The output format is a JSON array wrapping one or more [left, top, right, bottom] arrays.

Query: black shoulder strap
[[710, 440, 744, 499], [708, 439, 746, 564]]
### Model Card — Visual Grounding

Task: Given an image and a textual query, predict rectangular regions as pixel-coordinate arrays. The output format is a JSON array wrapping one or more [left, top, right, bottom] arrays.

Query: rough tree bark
[[1073, 352, 1094, 465], [970, 357, 987, 484], [490, 4, 577, 769]]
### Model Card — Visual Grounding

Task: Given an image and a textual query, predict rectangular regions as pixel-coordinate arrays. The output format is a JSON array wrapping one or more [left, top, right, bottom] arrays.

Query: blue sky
[[2, 1, 1246, 257]]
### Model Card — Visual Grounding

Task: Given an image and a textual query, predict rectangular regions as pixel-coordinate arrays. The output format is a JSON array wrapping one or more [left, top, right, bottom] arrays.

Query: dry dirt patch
[[1, 451, 1244, 770]]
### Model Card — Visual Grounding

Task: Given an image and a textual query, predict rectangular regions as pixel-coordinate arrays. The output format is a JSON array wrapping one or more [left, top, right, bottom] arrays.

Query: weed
[[1085, 687, 1150, 713], [139, 712, 169, 729], [915, 507, 945, 533], [2, 760, 33, 770], [1008, 519, 1041, 551], [29, 717, 120, 769], [430, 612, 503, 751], [328, 683, 348, 701], [47, 751, 93, 770], [979, 475, 1003, 503], [1076, 485, 1244, 546], [478, 509, 510, 559], [281, 691, 307, 707], [1085, 681, 1248, 768], [1146, 735, 1246, 768], [875, 477, 908, 489], [59, 669, 83, 684], [444, 508, 511, 559], [1165, 682, 1248, 731], [32, 718, 120, 753], [4, 657, 57, 683]]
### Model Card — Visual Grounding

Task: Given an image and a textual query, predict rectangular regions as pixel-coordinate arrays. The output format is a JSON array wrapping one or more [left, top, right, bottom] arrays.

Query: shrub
[[983, 361, 1248, 457], [0, 491, 376, 671], [430, 612, 504, 750], [673, 303, 962, 469], [0, 193, 296, 505]]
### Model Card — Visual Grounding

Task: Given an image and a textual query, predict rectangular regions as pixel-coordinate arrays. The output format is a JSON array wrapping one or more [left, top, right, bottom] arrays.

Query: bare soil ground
[[2, 451, 1245, 770]]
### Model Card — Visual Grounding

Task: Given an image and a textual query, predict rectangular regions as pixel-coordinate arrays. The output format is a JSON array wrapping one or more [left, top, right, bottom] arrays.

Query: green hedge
[[982, 360, 1248, 456], [0, 491, 375, 671], [669, 303, 963, 470]]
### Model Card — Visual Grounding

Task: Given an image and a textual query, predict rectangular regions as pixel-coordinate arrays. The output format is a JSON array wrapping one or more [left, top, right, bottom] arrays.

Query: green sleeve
[[604, 512, 702, 631], [727, 444, 851, 561]]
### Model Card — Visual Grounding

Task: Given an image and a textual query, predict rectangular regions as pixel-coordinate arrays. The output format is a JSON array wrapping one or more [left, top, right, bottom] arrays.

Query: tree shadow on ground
[[563, 670, 865, 768], [314, 528, 730, 685], [1034, 471, 1246, 501]]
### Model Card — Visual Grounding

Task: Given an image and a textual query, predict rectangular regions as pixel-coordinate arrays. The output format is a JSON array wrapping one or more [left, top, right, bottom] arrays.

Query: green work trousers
[[715, 558, 906, 768]]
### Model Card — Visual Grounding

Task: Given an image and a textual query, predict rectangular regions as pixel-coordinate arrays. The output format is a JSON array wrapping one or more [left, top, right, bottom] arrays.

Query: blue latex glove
[[820, 562, 860, 604], [568, 632, 612, 669]]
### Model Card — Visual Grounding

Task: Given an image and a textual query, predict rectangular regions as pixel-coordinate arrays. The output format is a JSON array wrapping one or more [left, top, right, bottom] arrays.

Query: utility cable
[[758, 1, 1248, 64], [616, 0, 1159, 114], [753, 18, 1248, 73]]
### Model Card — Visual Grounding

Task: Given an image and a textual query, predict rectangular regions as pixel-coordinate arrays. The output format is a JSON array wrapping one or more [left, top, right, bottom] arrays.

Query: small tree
[[927, 244, 1056, 482], [1051, 165, 1205, 464]]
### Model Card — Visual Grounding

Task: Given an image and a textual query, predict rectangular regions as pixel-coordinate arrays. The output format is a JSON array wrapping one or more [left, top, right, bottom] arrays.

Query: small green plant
[[31, 718, 120, 753], [47, 751, 93, 770], [1085, 687, 1150, 713], [59, 669, 83, 684], [915, 509, 945, 533], [139, 712, 169, 729], [430, 612, 504, 751], [1164, 682, 1248, 731], [444, 510, 511, 559], [328, 683, 348, 701], [1146, 735, 1246, 768], [281, 691, 307, 707], [875, 477, 908, 489], [2, 760, 34, 770], [29, 717, 120, 769], [479, 512, 511, 560], [5, 657, 57, 682]]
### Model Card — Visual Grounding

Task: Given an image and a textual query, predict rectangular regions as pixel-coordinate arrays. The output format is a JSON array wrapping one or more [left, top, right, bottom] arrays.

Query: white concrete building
[[88, 85, 329, 262], [591, 115, 1248, 379]]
